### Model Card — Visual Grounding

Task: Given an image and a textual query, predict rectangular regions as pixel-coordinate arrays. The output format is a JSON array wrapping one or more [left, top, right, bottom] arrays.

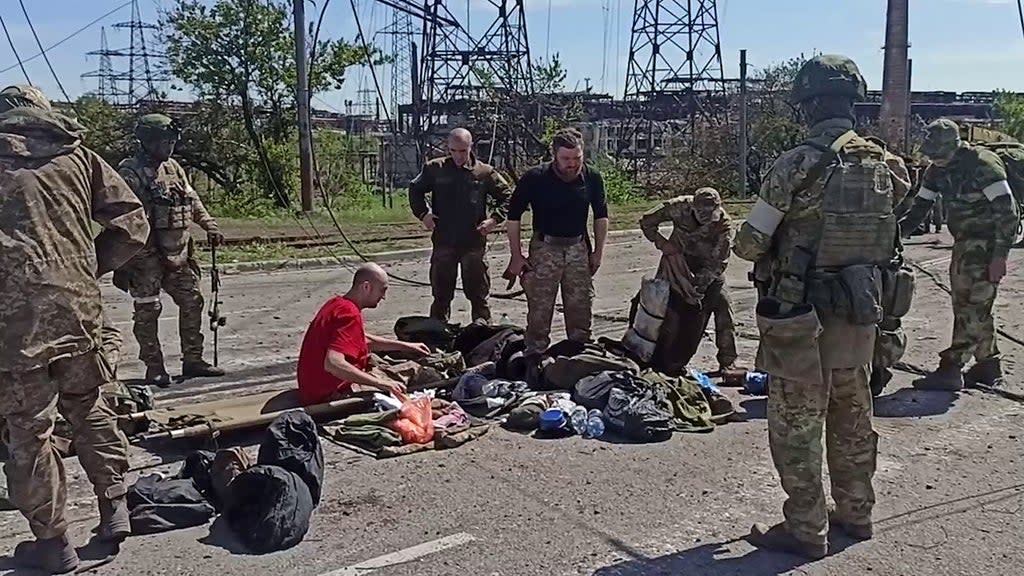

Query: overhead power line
[[19, 0, 73, 103], [0, 0, 133, 76], [0, 12, 32, 84], [1018, 0, 1024, 40]]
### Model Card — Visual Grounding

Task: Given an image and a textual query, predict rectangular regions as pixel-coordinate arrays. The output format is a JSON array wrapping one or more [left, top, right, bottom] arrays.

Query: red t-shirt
[[297, 296, 369, 405]]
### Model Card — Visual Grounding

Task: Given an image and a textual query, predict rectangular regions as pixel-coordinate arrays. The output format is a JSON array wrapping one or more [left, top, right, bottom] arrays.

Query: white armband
[[746, 198, 785, 235], [982, 180, 1012, 202], [916, 186, 938, 201]]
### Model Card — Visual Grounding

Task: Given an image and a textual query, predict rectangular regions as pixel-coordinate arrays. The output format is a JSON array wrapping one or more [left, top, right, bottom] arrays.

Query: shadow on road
[[738, 397, 766, 420], [589, 533, 858, 576], [873, 388, 957, 418], [197, 516, 254, 555]]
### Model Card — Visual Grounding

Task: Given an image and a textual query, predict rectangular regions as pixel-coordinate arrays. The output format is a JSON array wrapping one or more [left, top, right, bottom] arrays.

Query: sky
[[2, 0, 1023, 110]]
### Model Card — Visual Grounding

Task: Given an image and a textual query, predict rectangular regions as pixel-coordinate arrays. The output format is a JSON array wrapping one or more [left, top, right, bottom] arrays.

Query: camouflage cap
[[790, 54, 868, 104], [693, 186, 723, 222], [0, 85, 52, 113], [921, 118, 961, 159]]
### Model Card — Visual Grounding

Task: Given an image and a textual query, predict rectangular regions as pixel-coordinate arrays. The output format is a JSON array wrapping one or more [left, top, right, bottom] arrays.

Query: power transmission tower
[[623, 0, 726, 183], [82, 27, 127, 103], [84, 0, 169, 107], [417, 0, 533, 169], [378, 8, 415, 130]]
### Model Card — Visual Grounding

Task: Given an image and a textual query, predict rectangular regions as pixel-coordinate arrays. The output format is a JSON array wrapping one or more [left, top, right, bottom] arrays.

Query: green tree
[[162, 0, 375, 206], [995, 91, 1024, 142], [73, 96, 133, 166], [534, 53, 567, 94]]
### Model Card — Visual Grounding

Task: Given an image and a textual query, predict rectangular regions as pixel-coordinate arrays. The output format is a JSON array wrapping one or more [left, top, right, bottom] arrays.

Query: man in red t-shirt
[[297, 263, 430, 405]]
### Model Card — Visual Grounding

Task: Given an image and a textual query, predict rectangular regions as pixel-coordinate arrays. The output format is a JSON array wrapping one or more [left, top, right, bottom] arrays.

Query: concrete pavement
[[1, 232, 1022, 576]]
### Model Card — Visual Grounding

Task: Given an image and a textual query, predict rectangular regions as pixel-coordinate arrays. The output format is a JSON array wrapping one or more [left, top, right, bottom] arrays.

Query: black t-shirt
[[507, 163, 609, 237]]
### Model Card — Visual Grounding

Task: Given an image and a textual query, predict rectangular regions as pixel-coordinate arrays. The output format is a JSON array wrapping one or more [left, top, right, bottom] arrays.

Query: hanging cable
[[19, 0, 73, 104], [349, 0, 392, 122], [0, 0, 133, 76], [0, 13, 32, 84], [1017, 0, 1024, 40]]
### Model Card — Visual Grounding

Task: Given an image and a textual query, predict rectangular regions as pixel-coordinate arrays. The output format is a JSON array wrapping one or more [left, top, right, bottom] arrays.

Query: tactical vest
[[813, 132, 897, 268], [772, 131, 896, 325], [121, 157, 194, 266]]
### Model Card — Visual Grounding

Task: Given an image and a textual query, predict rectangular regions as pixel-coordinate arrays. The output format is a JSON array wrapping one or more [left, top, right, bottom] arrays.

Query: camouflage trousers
[[763, 317, 877, 546], [429, 243, 491, 323], [120, 255, 206, 367], [0, 351, 129, 539], [711, 283, 738, 367], [522, 237, 593, 355], [941, 238, 1000, 366]]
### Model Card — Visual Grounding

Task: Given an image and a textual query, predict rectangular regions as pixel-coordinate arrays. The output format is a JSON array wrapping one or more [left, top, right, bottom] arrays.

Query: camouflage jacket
[[0, 108, 149, 372], [118, 154, 219, 266], [640, 195, 732, 299], [904, 144, 1018, 257], [734, 118, 910, 270], [409, 154, 511, 248]]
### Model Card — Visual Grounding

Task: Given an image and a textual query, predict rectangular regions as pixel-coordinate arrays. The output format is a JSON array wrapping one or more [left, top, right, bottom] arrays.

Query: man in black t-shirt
[[504, 128, 610, 356]]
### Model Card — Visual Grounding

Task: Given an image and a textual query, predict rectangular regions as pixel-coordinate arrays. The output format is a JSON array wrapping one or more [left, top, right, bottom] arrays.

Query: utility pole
[[738, 49, 748, 198], [293, 0, 314, 212], [879, 0, 909, 151], [904, 58, 913, 152]]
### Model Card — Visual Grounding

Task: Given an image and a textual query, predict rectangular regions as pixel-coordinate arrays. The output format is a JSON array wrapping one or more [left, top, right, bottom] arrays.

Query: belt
[[533, 233, 584, 246]]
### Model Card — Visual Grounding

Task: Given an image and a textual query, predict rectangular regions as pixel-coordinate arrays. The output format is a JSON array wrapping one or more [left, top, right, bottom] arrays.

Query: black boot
[[913, 360, 964, 391], [145, 364, 171, 388], [98, 495, 131, 542], [870, 366, 893, 397], [182, 359, 225, 378], [965, 357, 1004, 387]]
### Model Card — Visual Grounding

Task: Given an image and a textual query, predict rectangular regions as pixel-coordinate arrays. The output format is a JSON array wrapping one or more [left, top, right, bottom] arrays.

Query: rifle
[[208, 243, 227, 366]]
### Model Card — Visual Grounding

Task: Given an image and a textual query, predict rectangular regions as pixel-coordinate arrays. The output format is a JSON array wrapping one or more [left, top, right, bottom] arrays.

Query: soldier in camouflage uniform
[[114, 114, 225, 387], [901, 119, 1019, 390], [0, 85, 150, 573], [409, 128, 511, 323], [733, 56, 910, 558], [639, 187, 738, 375], [504, 128, 609, 357]]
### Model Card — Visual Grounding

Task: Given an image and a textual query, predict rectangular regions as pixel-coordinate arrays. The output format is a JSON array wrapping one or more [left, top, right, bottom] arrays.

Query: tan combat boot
[[13, 534, 79, 574], [747, 522, 827, 560], [913, 360, 964, 391], [827, 506, 873, 541]]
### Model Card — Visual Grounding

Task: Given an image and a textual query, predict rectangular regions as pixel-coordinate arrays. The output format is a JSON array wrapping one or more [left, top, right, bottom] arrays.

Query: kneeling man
[[297, 263, 430, 405]]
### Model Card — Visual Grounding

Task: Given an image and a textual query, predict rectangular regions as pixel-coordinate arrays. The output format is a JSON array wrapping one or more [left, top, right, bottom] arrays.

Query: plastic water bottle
[[744, 371, 769, 395], [570, 406, 589, 435], [586, 409, 605, 438], [689, 367, 720, 395], [499, 313, 511, 325]]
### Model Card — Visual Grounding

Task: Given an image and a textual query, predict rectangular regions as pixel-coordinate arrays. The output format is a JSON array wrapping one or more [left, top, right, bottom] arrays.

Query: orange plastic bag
[[388, 394, 435, 444]]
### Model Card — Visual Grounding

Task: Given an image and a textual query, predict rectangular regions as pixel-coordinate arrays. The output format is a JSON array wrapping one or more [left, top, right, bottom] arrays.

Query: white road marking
[[318, 532, 477, 576]]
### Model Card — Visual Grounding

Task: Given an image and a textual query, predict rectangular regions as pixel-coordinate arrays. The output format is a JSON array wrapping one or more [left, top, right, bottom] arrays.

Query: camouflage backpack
[[975, 142, 1024, 243]]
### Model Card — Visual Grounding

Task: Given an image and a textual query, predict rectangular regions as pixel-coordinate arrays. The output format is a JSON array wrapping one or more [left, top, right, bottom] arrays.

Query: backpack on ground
[[540, 343, 640, 391]]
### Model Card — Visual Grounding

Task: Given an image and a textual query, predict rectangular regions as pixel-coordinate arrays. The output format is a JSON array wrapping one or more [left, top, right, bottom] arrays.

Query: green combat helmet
[[0, 84, 52, 113], [920, 118, 961, 160], [789, 54, 868, 104], [134, 113, 180, 142]]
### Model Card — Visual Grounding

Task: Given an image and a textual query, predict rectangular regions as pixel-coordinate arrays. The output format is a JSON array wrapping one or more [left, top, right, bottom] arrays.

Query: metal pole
[[904, 58, 913, 152], [879, 0, 909, 151], [294, 0, 315, 212], [738, 49, 748, 198]]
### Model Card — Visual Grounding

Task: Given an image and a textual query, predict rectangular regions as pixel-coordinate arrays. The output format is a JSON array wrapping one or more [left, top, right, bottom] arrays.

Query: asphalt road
[[1, 231, 1022, 576]]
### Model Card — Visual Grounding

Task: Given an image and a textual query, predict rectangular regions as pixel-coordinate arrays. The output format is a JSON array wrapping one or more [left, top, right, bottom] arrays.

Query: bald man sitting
[[409, 127, 511, 324], [297, 264, 431, 405]]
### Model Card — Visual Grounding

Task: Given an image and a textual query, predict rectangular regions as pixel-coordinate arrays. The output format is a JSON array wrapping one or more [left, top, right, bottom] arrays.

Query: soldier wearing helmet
[[900, 119, 1018, 391], [113, 113, 226, 386], [733, 55, 911, 558]]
